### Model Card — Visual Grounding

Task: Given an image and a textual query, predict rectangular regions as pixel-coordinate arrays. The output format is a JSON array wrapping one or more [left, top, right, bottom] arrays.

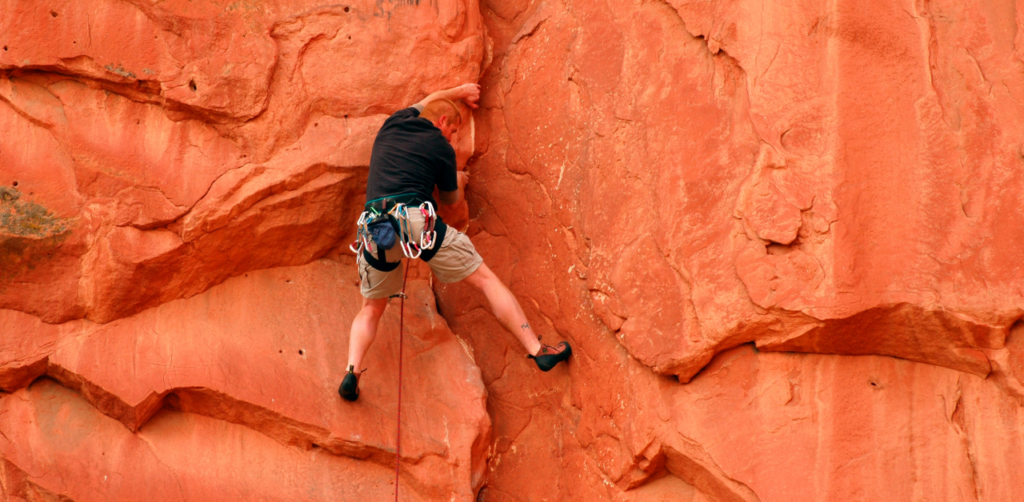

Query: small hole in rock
[[299, 349, 305, 355], [188, 79, 197, 92], [870, 382, 877, 387], [165, 393, 181, 410], [3, 46, 7, 51], [766, 243, 793, 256], [347, 35, 352, 40], [279, 349, 283, 354], [12, 181, 18, 187], [314, 123, 318, 127], [311, 443, 320, 449], [50, 10, 58, 17], [344, 6, 350, 12]]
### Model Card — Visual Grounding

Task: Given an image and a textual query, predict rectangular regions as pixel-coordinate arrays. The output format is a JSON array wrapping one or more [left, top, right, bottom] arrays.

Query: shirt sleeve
[[382, 106, 421, 127], [436, 143, 458, 193]]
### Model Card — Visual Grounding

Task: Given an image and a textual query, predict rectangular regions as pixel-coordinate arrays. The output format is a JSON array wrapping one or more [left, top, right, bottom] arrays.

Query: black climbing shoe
[[528, 341, 572, 371], [339, 365, 360, 401]]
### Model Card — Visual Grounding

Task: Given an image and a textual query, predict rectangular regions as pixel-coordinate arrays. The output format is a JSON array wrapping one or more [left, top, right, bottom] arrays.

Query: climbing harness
[[393, 265, 410, 501], [351, 194, 446, 271]]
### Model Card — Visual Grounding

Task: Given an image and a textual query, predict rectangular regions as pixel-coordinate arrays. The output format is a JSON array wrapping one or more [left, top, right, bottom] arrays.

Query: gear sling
[[349, 193, 448, 270]]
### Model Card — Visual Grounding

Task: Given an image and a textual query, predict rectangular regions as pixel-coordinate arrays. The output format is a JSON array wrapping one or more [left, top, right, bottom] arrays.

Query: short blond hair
[[421, 99, 462, 124]]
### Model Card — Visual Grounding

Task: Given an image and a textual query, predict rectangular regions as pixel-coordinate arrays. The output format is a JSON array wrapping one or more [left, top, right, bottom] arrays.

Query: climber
[[339, 83, 572, 401]]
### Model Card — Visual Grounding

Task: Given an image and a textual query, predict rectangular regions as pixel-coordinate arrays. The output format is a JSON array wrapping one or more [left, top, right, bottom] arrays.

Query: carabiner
[[350, 210, 371, 253], [401, 240, 422, 259], [418, 201, 437, 251]]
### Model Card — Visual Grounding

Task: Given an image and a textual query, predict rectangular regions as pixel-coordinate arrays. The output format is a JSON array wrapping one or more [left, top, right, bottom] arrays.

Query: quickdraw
[[419, 201, 437, 250], [392, 203, 422, 259], [348, 209, 378, 254]]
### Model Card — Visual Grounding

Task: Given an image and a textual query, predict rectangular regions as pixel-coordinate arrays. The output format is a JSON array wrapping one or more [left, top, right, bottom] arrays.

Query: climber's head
[[421, 99, 462, 143]]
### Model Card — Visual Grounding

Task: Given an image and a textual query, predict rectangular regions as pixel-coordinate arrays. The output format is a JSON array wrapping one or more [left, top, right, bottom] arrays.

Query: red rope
[[395, 263, 410, 501]]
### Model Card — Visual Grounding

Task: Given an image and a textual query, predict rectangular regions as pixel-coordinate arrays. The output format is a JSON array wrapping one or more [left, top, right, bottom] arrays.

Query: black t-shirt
[[366, 106, 457, 207]]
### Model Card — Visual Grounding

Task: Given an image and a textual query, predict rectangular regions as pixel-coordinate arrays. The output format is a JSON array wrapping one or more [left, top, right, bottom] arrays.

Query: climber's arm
[[416, 83, 480, 109], [439, 171, 469, 206]]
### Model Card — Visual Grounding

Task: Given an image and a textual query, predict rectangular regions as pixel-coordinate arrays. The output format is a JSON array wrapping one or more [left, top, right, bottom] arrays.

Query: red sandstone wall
[[3, 0, 1024, 500]]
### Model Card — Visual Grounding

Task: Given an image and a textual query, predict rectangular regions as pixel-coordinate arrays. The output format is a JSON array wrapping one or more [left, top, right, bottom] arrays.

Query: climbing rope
[[350, 198, 440, 499], [394, 263, 410, 501]]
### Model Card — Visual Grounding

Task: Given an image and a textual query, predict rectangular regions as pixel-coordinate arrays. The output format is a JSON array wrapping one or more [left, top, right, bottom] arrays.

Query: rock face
[[1, 261, 490, 501], [0, 0, 484, 324], [3, 0, 1024, 500]]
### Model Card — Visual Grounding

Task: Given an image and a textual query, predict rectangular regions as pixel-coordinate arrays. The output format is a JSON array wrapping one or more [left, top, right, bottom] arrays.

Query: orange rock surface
[[3, 0, 1024, 500]]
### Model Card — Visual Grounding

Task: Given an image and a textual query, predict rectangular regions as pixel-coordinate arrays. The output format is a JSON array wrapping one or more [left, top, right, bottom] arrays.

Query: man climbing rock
[[340, 83, 572, 401]]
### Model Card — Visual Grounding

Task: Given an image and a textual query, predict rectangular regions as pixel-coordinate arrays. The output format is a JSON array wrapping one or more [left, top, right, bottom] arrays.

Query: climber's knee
[[462, 262, 501, 292], [359, 297, 389, 319]]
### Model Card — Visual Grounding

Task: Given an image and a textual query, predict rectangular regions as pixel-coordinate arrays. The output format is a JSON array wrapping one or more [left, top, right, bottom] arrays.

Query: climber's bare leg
[[462, 262, 543, 356], [347, 297, 388, 372]]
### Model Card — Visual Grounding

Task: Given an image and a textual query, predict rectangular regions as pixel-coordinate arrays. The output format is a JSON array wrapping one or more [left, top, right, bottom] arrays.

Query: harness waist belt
[[365, 193, 426, 213]]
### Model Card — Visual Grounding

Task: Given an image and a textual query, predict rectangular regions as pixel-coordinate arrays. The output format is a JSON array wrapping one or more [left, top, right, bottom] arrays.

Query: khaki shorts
[[357, 210, 483, 298]]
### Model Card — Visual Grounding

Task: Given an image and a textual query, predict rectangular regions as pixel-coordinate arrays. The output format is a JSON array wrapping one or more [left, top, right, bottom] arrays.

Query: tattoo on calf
[[521, 323, 530, 331]]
